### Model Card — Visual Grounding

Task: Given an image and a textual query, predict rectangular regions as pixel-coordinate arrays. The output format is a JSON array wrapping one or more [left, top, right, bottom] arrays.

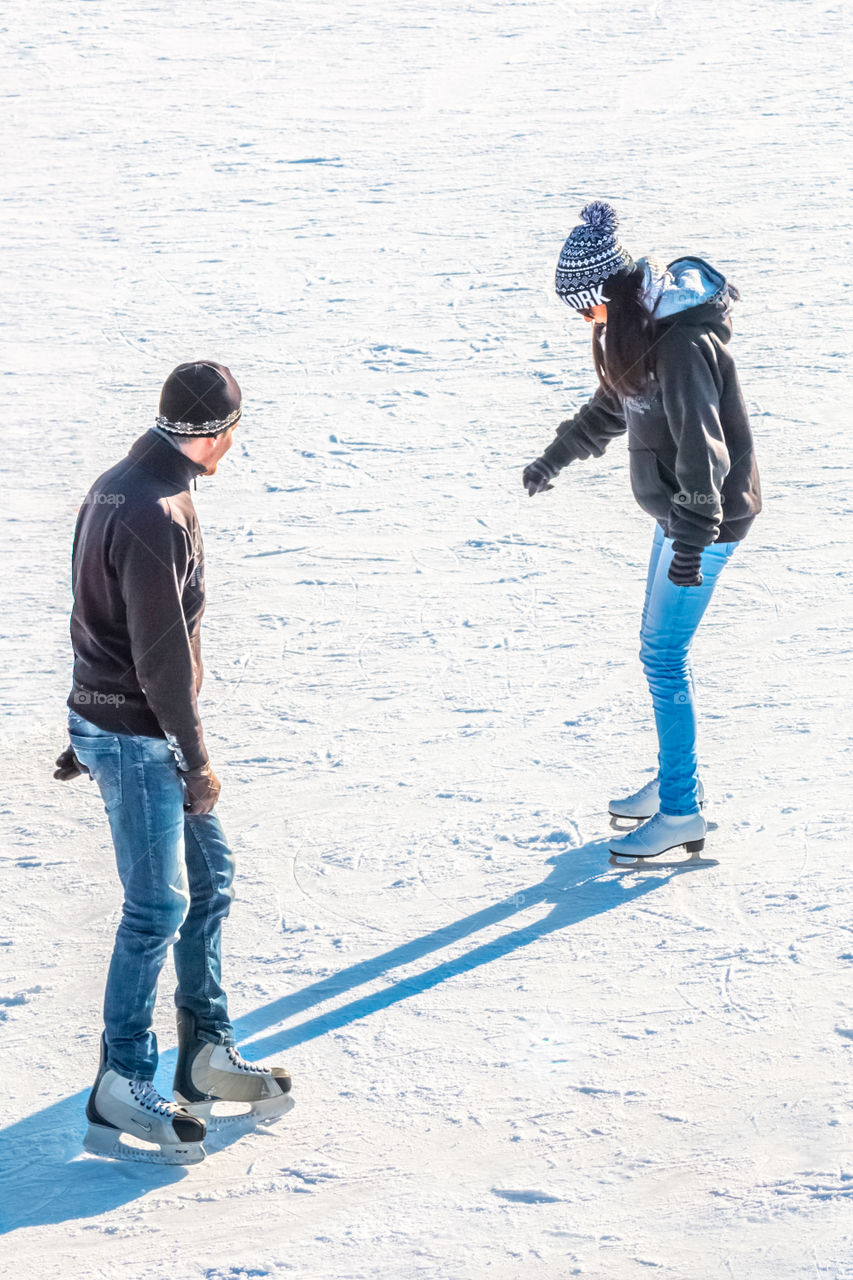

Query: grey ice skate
[[173, 1008, 293, 1125], [84, 1033, 206, 1164]]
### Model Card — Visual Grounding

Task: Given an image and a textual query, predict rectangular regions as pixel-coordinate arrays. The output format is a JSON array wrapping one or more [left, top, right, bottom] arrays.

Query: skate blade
[[83, 1121, 205, 1165], [609, 850, 719, 871], [609, 814, 649, 830], [179, 1093, 295, 1128]]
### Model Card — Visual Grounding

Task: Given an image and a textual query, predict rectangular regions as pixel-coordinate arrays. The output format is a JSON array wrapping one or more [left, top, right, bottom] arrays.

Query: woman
[[523, 202, 761, 860]]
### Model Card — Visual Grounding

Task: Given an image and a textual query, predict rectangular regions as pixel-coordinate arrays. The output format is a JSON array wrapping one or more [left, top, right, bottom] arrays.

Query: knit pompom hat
[[555, 202, 635, 307], [157, 361, 242, 436]]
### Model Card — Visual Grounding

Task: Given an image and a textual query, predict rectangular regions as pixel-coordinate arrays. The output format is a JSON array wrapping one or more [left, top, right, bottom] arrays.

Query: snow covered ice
[[2, 0, 853, 1277]]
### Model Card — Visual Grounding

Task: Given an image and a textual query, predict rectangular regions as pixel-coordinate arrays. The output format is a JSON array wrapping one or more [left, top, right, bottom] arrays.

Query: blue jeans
[[639, 524, 739, 816], [68, 710, 236, 1080]]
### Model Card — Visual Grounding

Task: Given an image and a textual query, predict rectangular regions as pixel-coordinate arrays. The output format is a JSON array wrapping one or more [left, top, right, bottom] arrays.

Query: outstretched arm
[[523, 386, 626, 497], [541, 386, 627, 471]]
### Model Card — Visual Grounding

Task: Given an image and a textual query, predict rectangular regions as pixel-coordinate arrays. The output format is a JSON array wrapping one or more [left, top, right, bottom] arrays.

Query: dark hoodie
[[67, 428, 209, 770], [541, 256, 762, 547]]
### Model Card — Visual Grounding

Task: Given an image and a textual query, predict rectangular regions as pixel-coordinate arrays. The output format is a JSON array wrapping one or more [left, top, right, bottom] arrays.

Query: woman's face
[[581, 304, 608, 324]]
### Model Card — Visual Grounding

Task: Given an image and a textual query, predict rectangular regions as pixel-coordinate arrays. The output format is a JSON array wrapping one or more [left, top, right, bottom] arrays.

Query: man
[[56, 361, 291, 1165]]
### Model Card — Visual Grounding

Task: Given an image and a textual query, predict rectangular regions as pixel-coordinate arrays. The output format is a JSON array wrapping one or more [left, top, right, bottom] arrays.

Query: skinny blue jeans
[[68, 710, 235, 1080], [639, 524, 739, 816]]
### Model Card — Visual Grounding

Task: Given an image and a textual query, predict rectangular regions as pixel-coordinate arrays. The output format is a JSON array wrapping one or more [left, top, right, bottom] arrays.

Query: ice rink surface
[[2, 0, 853, 1276]]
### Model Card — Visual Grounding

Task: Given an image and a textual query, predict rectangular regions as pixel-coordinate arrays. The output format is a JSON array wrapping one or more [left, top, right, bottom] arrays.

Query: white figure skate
[[609, 811, 709, 865], [609, 776, 704, 828]]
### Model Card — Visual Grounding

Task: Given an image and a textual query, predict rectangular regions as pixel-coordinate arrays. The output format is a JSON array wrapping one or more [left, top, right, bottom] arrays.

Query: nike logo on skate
[[130, 1117, 153, 1133]]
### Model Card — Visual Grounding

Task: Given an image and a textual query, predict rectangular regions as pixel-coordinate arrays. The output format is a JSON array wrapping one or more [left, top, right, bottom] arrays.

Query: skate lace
[[225, 1045, 270, 1074], [129, 1079, 182, 1116], [618, 812, 667, 848], [635, 812, 689, 842]]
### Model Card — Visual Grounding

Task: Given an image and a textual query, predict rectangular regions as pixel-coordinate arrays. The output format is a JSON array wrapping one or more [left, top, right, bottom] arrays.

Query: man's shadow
[[0, 838, 686, 1234]]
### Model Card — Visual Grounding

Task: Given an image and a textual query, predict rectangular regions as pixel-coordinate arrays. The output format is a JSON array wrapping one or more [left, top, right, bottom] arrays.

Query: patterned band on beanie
[[155, 407, 242, 436], [555, 201, 635, 304]]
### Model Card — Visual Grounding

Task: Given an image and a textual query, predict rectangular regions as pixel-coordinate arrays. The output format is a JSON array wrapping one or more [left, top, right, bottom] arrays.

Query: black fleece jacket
[[67, 429, 210, 770], [541, 290, 762, 547]]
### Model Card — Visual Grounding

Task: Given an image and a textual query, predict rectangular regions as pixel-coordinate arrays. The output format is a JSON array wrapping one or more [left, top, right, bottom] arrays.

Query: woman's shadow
[[0, 836, 690, 1234]]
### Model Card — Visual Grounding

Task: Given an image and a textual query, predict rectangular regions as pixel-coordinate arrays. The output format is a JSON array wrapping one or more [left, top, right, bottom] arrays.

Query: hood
[[638, 255, 740, 341]]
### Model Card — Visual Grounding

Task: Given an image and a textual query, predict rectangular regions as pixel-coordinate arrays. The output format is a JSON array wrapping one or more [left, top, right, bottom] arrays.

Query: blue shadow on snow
[[0, 838, 679, 1234]]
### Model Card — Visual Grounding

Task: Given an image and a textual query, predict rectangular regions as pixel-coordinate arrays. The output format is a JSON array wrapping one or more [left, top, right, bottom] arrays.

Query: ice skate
[[609, 776, 703, 828], [84, 1033, 206, 1164], [609, 810, 709, 864], [173, 1008, 294, 1126]]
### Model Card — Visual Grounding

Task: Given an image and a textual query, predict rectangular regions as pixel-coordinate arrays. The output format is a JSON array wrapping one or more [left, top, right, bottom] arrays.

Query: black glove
[[54, 745, 90, 781], [522, 457, 557, 497], [668, 545, 704, 587], [180, 762, 221, 815]]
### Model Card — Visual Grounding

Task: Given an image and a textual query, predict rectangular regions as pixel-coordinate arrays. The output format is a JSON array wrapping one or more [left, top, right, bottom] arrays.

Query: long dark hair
[[591, 265, 656, 399]]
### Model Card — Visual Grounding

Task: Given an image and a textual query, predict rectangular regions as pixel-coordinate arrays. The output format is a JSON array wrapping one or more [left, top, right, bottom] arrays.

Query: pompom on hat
[[555, 201, 635, 308], [157, 361, 242, 436]]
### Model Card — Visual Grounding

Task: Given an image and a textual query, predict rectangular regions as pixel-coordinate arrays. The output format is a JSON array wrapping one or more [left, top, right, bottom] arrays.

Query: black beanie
[[157, 361, 242, 436], [555, 202, 635, 308]]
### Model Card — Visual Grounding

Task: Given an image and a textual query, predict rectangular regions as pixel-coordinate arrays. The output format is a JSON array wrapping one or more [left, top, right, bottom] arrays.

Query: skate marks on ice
[[0, 1082, 186, 1235], [2, 812, 831, 1236], [223, 837, 678, 1062], [0, 837, 673, 1233], [711, 1170, 853, 1208], [3, 826, 824, 1233], [0, 1052, 294, 1235], [0, 837, 672, 1234]]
